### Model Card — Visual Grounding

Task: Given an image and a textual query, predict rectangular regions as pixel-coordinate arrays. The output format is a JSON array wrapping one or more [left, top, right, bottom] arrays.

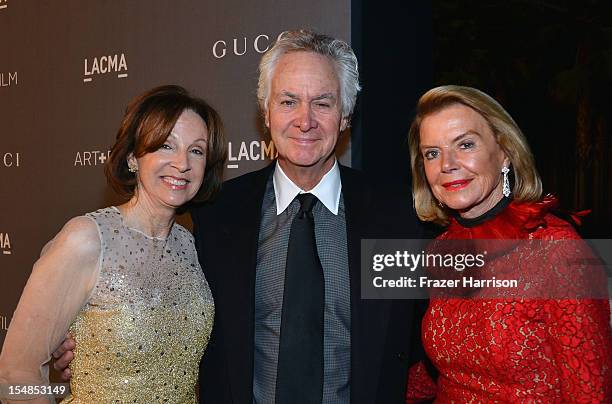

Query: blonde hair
[[408, 85, 542, 225]]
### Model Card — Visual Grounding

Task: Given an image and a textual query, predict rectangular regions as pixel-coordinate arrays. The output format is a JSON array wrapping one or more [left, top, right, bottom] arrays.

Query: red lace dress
[[407, 197, 612, 403]]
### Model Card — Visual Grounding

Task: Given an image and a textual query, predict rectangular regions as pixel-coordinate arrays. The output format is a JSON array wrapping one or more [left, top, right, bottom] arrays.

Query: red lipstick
[[442, 179, 472, 191]]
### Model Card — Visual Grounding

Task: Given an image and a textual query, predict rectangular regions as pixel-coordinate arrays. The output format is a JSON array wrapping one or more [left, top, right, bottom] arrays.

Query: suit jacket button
[[397, 352, 409, 362]]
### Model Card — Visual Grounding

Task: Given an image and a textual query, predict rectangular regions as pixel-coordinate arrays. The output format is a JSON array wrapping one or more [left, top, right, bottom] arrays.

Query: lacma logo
[[0, 0, 7, 10], [0, 71, 17, 87], [0, 232, 11, 255], [227, 140, 277, 169], [212, 33, 283, 59], [83, 53, 128, 83], [1, 153, 20, 167], [74, 150, 111, 166]]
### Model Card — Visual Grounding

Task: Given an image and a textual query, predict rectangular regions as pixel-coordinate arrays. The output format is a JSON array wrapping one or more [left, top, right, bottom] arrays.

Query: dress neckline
[[453, 197, 512, 228], [110, 206, 171, 242], [444, 195, 560, 240]]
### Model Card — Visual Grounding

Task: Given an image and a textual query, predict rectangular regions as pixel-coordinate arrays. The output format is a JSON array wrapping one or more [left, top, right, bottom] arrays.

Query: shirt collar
[[273, 159, 342, 215]]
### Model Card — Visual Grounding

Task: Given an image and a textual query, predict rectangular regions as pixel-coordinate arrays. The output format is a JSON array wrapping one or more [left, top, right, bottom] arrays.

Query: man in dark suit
[[193, 30, 426, 404]]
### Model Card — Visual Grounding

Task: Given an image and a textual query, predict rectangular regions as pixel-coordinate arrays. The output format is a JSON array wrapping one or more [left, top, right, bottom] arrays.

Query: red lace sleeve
[[544, 298, 612, 402], [541, 233, 612, 402], [405, 361, 437, 403]]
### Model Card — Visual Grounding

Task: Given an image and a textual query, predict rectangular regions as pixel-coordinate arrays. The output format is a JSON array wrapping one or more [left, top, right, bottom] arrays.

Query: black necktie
[[275, 193, 324, 404]]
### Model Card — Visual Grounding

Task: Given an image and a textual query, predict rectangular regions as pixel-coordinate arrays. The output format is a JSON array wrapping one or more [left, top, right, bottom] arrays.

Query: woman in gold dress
[[0, 85, 226, 403]]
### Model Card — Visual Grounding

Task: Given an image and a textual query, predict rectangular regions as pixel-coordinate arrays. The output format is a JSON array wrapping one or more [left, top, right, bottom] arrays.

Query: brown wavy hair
[[105, 85, 226, 203]]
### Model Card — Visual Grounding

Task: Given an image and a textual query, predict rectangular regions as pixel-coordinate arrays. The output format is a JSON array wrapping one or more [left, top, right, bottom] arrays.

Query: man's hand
[[52, 334, 75, 381]]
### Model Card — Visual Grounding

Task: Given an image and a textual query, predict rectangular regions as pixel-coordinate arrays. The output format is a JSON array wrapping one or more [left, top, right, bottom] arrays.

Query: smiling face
[[265, 51, 348, 186], [130, 109, 208, 211], [419, 103, 509, 219]]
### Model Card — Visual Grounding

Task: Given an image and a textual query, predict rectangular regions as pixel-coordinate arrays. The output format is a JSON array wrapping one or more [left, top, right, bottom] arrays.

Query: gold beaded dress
[[59, 207, 214, 403], [0, 206, 213, 404]]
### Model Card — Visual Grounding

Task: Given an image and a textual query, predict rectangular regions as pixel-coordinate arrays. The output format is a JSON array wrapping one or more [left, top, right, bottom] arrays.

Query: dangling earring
[[128, 162, 138, 173], [502, 166, 511, 197], [438, 200, 445, 208]]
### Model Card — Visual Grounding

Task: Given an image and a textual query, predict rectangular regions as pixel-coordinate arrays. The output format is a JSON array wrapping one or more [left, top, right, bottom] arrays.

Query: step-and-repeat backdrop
[[0, 0, 351, 346]]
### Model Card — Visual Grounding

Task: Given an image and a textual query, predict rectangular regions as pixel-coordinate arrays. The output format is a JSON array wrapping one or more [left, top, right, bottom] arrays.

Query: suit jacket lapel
[[220, 164, 274, 403], [340, 165, 392, 403]]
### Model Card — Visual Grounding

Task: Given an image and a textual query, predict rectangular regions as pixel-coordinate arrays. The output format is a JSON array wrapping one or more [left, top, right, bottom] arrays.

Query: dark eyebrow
[[279, 91, 299, 99], [420, 131, 481, 150], [452, 130, 481, 143], [278, 91, 337, 102], [312, 93, 336, 101], [167, 132, 208, 144]]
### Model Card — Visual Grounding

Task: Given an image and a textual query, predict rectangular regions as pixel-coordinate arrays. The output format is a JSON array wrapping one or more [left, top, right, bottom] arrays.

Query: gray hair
[[257, 29, 361, 119]]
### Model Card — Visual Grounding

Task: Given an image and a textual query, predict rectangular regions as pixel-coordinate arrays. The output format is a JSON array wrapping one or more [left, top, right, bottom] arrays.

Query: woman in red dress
[[406, 85, 612, 403]]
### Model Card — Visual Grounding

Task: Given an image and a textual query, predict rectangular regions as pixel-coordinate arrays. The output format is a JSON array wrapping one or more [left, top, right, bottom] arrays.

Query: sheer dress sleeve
[[0, 216, 101, 403]]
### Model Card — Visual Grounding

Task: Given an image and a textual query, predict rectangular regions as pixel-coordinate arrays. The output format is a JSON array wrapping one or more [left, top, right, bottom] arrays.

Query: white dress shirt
[[273, 159, 342, 215]]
